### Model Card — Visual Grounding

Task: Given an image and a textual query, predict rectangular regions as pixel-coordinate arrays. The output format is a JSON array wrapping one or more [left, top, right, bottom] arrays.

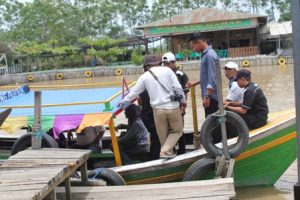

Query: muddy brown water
[[22, 64, 296, 199]]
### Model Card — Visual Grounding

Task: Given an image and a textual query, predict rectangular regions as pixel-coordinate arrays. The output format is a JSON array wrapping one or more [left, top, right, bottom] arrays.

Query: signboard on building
[[144, 18, 256, 37]]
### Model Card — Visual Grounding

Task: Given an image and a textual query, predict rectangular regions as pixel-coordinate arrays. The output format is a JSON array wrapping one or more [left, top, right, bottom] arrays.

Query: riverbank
[[0, 55, 293, 85]]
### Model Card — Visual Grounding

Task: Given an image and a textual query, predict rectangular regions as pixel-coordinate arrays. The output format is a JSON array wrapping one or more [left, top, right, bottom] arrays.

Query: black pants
[[142, 117, 160, 160], [204, 98, 219, 117], [241, 114, 267, 129], [177, 114, 186, 155]]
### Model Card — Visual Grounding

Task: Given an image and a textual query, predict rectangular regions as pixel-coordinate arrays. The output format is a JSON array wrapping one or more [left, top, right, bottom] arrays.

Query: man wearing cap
[[224, 69, 269, 129], [187, 32, 219, 117], [119, 55, 186, 159], [223, 61, 244, 103], [162, 52, 189, 154]]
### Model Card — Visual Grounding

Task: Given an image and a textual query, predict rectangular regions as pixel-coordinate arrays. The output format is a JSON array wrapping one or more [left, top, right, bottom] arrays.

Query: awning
[[268, 21, 292, 36]]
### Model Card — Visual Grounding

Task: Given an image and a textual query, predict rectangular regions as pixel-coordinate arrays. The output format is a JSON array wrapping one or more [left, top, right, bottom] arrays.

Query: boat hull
[[112, 111, 296, 187]]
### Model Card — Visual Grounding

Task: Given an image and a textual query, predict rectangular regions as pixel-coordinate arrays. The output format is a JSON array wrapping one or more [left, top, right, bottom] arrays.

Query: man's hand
[[203, 97, 210, 108], [223, 101, 230, 108], [180, 102, 187, 114], [186, 80, 200, 88]]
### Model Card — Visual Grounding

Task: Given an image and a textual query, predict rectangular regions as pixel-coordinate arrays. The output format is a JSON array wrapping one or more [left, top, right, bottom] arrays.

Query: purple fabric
[[53, 114, 84, 139]]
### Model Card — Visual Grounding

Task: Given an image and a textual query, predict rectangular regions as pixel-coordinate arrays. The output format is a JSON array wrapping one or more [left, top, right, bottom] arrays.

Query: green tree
[[80, 37, 126, 64]]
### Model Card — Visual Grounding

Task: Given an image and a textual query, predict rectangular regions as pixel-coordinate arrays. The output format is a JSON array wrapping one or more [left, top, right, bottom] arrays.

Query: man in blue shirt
[[187, 32, 219, 117]]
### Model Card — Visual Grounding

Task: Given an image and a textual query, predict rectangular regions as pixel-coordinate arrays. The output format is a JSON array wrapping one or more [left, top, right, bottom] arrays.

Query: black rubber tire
[[11, 133, 59, 155], [200, 111, 249, 158], [88, 168, 126, 186], [183, 157, 215, 181]]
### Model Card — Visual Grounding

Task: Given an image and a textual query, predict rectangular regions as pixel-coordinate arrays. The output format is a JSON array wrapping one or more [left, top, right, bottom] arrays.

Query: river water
[[26, 64, 295, 199]]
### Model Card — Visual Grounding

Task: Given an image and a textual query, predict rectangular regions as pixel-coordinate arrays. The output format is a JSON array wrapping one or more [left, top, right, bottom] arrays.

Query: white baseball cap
[[162, 52, 176, 62], [224, 61, 238, 70]]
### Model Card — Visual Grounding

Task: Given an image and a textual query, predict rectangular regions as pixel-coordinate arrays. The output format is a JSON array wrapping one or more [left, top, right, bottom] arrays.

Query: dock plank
[[0, 148, 91, 200], [57, 178, 235, 200]]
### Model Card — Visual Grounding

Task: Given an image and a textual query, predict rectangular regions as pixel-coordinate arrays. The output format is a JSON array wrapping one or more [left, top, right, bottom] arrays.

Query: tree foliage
[[0, 0, 292, 46], [80, 37, 126, 64]]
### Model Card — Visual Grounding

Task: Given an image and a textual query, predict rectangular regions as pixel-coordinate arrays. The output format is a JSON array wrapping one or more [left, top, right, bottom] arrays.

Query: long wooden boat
[[111, 109, 296, 187]]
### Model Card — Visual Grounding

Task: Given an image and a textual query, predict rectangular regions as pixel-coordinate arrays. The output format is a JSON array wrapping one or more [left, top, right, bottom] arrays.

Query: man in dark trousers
[[225, 69, 269, 129], [162, 52, 189, 154], [187, 32, 219, 117], [187, 32, 219, 149]]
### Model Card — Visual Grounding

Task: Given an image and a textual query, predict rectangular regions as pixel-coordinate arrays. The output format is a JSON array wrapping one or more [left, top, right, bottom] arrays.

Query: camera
[[170, 93, 183, 102]]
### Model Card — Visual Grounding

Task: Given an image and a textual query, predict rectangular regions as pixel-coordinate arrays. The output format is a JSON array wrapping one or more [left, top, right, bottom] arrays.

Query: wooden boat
[[110, 109, 296, 187], [0, 84, 296, 187]]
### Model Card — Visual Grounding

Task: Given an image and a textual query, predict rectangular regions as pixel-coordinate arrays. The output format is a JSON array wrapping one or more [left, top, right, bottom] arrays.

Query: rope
[[213, 111, 227, 123], [32, 131, 44, 140], [90, 168, 105, 180]]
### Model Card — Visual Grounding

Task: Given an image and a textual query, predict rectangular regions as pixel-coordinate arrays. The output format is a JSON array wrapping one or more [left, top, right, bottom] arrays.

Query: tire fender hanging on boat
[[85, 70, 93, 78], [183, 157, 215, 181], [11, 133, 58, 155], [200, 111, 249, 158], [56, 73, 63, 80], [27, 74, 34, 81], [242, 60, 250, 67], [278, 57, 286, 65], [115, 68, 123, 76], [88, 168, 126, 186]]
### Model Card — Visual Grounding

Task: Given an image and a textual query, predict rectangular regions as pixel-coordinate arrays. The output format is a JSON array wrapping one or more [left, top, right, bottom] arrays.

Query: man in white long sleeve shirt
[[223, 61, 244, 103], [119, 55, 186, 159]]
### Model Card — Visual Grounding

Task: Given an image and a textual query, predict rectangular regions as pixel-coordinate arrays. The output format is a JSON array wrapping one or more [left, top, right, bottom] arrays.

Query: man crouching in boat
[[119, 55, 186, 159], [224, 69, 269, 129]]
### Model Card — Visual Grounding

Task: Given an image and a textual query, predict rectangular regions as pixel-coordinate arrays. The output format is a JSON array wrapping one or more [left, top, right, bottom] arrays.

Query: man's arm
[[187, 80, 200, 87], [121, 76, 145, 103], [206, 56, 217, 97], [225, 105, 248, 114], [224, 101, 242, 107]]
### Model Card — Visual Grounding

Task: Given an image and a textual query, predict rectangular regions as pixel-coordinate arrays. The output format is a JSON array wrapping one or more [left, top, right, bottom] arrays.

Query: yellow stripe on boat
[[126, 171, 185, 185]]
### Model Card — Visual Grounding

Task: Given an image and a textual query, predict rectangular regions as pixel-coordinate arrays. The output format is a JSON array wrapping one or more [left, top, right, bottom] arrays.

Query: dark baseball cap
[[143, 55, 161, 67], [234, 69, 251, 81]]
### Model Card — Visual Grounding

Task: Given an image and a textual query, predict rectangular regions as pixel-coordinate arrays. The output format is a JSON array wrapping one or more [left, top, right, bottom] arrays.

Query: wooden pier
[[0, 148, 91, 200], [56, 178, 236, 200], [274, 159, 297, 199]]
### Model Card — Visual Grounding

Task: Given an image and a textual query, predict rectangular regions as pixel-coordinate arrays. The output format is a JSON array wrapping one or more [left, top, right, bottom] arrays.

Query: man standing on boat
[[223, 61, 244, 103], [187, 32, 219, 117], [224, 69, 269, 129], [186, 33, 219, 149], [119, 55, 186, 159], [162, 52, 189, 155]]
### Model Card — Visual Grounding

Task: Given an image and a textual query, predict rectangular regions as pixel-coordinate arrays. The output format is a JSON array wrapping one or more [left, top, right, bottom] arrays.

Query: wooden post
[[109, 119, 122, 166], [190, 86, 200, 149], [80, 162, 88, 183], [64, 177, 71, 200], [32, 91, 42, 149], [44, 189, 56, 200]]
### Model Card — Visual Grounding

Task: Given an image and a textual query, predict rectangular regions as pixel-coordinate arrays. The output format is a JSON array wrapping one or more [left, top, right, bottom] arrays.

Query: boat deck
[[56, 178, 235, 200], [0, 148, 91, 200]]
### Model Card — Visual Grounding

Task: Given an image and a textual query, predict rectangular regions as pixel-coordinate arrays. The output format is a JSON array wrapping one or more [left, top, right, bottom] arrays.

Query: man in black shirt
[[139, 91, 160, 160], [224, 69, 269, 129]]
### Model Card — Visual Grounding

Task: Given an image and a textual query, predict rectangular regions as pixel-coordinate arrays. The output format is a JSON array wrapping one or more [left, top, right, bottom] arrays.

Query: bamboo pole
[[190, 86, 200, 149], [109, 119, 122, 166]]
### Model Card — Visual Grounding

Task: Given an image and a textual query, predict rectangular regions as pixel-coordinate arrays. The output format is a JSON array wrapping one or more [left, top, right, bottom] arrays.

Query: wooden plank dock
[[274, 159, 298, 199], [0, 148, 91, 200], [56, 178, 236, 200]]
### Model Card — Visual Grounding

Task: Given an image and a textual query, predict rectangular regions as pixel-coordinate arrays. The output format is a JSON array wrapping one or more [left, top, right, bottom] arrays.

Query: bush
[[131, 50, 144, 66], [182, 49, 192, 60]]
